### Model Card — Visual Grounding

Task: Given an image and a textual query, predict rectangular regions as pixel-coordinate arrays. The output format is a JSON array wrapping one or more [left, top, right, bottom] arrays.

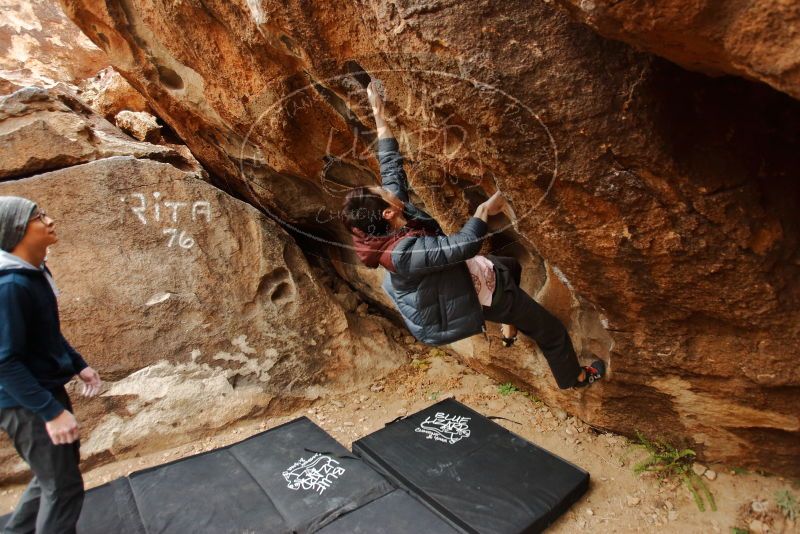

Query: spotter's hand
[[78, 366, 102, 397]]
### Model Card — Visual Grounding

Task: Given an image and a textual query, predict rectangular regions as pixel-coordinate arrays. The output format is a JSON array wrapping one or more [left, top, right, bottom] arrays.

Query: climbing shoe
[[573, 359, 606, 388], [500, 325, 517, 348], [501, 334, 517, 348]]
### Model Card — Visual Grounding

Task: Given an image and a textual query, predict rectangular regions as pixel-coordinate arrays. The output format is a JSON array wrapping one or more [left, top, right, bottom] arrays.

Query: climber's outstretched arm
[[368, 81, 409, 202], [368, 81, 392, 139]]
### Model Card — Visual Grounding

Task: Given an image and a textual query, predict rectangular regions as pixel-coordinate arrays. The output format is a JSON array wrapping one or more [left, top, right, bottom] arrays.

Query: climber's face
[[369, 186, 406, 227], [369, 186, 403, 211]]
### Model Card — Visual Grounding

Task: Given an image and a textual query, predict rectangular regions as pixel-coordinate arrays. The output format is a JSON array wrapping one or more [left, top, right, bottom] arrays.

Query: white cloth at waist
[[465, 255, 496, 306]]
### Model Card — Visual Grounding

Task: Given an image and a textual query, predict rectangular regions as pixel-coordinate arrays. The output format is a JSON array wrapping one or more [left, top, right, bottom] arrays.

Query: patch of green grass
[[730, 528, 749, 534], [522, 391, 543, 406], [730, 466, 749, 476], [428, 390, 441, 400], [633, 431, 716, 512], [776, 489, 798, 521], [498, 383, 519, 396], [428, 348, 447, 359], [411, 358, 430, 369]]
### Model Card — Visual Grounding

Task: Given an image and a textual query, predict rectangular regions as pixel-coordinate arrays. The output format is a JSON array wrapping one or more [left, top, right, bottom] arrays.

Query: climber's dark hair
[[343, 186, 391, 236]]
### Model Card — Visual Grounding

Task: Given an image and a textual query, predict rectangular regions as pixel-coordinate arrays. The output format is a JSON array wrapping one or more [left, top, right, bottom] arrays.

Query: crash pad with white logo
[[352, 398, 590, 533], [2, 417, 392, 534]]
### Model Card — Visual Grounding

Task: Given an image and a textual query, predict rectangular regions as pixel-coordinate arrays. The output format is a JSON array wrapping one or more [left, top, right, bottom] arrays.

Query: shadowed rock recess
[[57, 0, 800, 475]]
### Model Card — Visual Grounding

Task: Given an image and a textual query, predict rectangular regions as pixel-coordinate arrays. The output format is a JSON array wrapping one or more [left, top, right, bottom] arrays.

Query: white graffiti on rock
[[120, 191, 212, 249]]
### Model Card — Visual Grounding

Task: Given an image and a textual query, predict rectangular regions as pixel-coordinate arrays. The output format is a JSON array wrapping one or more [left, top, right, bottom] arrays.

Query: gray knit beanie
[[0, 196, 37, 252]]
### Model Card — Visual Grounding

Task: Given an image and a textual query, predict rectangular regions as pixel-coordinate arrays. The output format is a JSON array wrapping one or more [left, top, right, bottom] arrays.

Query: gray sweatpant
[[0, 386, 84, 534], [483, 255, 582, 389]]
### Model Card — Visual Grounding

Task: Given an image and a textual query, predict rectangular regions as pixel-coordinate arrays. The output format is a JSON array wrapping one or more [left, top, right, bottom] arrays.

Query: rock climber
[[0, 196, 103, 534], [343, 81, 605, 390]]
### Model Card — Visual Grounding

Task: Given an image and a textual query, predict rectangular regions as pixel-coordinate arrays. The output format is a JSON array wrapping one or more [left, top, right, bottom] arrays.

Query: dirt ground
[[1, 348, 797, 533]]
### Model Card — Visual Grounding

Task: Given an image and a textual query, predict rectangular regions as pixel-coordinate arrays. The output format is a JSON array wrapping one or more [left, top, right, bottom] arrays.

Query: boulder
[[0, 0, 107, 93], [0, 87, 178, 181], [554, 0, 800, 100], [58, 0, 800, 474], [115, 109, 161, 142], [0, 88, 406, 482]]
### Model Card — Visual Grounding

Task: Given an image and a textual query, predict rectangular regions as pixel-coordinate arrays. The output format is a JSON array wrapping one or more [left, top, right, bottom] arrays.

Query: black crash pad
[[352, 398, 589, 534], [1, 477, 145, 534], [4, 417, 394, 533], [129, 446, 289, 533], [317, 489, 461, 534], [128, 416, 394, 533]]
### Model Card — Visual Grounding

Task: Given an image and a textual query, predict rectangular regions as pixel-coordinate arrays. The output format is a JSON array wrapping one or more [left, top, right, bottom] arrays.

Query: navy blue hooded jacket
[[351, 138, 489, 345], [0, 252, 87, 421]]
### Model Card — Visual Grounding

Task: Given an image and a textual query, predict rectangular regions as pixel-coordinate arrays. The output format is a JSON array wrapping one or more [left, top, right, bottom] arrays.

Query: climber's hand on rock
[[483, 191, 507, 216], [367, 81, 385, 118], [368, 80, 392, 138]]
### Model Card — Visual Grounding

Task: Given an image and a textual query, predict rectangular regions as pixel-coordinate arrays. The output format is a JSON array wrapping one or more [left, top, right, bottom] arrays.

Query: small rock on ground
[[692, 462, 707, 476]]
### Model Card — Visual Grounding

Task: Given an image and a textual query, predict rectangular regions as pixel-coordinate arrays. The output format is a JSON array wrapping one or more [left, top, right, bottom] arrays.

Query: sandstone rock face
[[1, 2, 153, 132], [59, 0, 800, 475], [79, 66, 154, 120], [0, 87, 177, 181], [0, 0, 107, 93], [0, 88, 406, 482], [555, 0, 800, 101]]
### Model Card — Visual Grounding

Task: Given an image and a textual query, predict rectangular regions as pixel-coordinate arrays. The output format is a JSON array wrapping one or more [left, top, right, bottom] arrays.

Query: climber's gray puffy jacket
[[376, 138, 488, 346]]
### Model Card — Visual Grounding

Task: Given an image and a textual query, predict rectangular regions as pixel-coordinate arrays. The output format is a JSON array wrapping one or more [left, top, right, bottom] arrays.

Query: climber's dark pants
[[482, 255, 582, 389], [0, 386, 84, 534]]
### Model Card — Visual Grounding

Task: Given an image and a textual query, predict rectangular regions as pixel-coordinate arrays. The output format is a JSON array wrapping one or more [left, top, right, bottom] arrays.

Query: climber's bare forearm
[[374, 111, 393, 139], [367, 81, 393, 139]]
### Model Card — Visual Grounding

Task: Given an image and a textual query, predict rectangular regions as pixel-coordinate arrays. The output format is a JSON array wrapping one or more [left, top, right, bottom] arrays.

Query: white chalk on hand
[[371, 78, 386, 101]]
